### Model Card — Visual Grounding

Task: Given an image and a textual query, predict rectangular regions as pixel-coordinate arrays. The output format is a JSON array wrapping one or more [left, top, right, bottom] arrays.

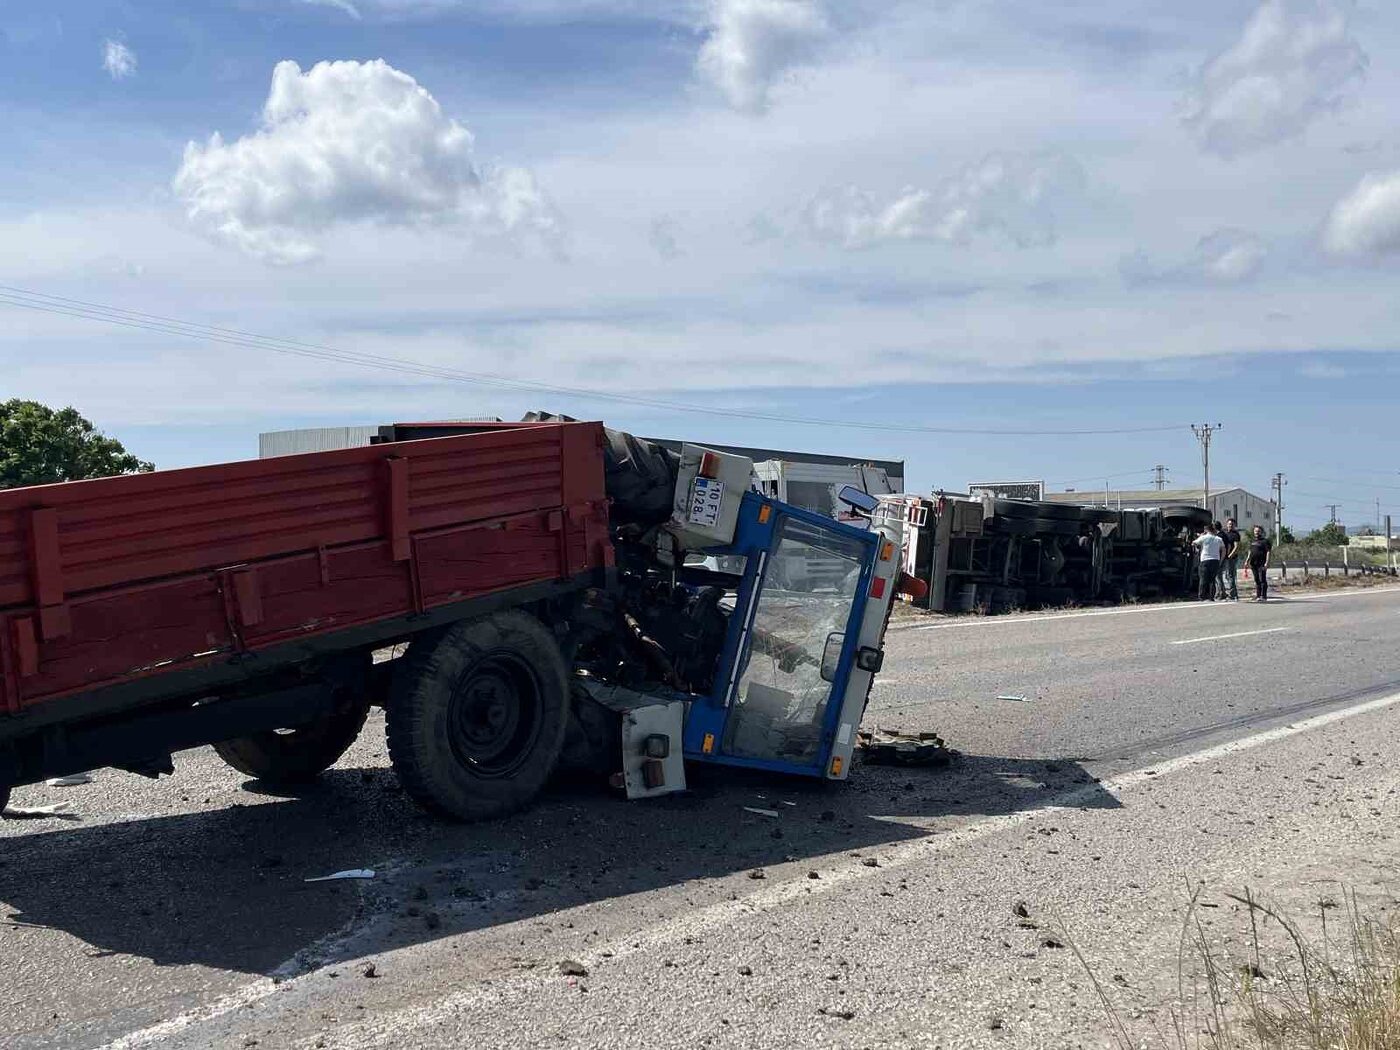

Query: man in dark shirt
[[1219, 518, 1242, 601], [1247, 525, 1272, 601]]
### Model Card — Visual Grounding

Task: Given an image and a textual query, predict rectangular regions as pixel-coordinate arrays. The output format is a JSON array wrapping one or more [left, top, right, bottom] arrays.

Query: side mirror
[[820, 631, 845, 682], [837, 485, 880, 514]]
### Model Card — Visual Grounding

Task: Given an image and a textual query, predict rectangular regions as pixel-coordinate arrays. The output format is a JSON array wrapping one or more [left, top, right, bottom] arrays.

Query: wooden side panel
[[13, 577, 233, 702], [238, 545, 414, 649], [415, 514, 571, 609], [0, 422, 610, 714], [0, 424, 575, 608]]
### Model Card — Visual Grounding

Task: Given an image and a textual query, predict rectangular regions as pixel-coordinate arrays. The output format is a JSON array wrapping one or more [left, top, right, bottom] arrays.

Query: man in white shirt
[[1193, 524, 1224, 601]]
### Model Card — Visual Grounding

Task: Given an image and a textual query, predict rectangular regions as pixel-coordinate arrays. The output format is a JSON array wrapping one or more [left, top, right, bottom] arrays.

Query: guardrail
[[1270, 560, 1399, 580]]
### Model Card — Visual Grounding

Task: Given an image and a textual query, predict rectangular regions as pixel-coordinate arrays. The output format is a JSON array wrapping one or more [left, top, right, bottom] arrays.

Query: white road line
[[905, 583, 1400, 632], [1171, 627, 1291, 646], [913, 600, 1229, 631], [217, 687, 1400, 1050]]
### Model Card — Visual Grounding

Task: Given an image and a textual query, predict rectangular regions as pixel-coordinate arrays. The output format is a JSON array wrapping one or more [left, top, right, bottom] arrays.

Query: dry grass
[[1072, 886, 1400, 1050]]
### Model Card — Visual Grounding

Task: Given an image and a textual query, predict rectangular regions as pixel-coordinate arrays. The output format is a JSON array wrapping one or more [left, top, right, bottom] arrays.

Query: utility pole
[[1152, 464, 1169, 491], [1271, 472, 1286, 542], [1388, 514, 1394, 571], [1191, 424, 1221, 514]]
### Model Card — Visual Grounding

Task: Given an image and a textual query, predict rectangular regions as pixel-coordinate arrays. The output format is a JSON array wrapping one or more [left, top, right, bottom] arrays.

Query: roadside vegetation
[[1075, 887, 1400, 1049]]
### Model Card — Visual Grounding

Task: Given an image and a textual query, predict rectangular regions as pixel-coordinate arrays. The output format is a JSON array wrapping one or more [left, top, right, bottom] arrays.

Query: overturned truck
[[0, 419, 910, 821], [882, 492, 1213, 614]]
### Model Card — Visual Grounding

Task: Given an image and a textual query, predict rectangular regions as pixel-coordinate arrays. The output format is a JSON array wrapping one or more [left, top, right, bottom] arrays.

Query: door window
[[722, 517, 869, 766]]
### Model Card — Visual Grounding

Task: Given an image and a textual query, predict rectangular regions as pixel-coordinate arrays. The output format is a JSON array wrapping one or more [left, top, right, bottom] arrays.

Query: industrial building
[[1043, 486, 1276, 530]]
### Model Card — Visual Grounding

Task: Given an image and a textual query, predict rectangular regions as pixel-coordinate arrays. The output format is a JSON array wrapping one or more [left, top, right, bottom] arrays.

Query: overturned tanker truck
[[0, 417, 914, 821]]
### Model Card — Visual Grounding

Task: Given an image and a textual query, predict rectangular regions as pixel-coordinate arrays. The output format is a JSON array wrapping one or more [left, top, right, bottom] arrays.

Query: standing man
[[1193, 523, 1224, 601], [1219, 517, 1242, 601], [1247, 525, 1272, 602]]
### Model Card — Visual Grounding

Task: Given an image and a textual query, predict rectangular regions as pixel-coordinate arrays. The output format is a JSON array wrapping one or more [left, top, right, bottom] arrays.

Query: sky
[[3, 0, 1400, 531]]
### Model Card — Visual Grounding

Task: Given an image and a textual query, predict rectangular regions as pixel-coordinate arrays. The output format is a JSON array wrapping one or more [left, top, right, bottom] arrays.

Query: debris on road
[[304, 868, 376, 883], [361, 963, 379, 979], [857, 727, 952, 766], [737, 965, 753, 977], [819, 1007, 857, 1020], [45, 773, 93, 787], [996, 694, 1028, 703], [748, 869, 767, 880], [558, 960, 588, 977], [2, 800, 79, 820], [861, 857, 880, 868], [742, 806, 780, 818]]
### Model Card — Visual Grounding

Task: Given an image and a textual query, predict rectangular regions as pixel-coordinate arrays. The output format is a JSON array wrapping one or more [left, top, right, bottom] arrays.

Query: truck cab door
[[685, 495, 897, 778]]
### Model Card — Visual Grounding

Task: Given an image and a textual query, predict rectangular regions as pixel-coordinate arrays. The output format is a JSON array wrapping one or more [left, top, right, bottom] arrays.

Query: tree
[[0, 400, 153, 489], [1276, 524, 1296, 545], [1303, 521, 1349, 547]]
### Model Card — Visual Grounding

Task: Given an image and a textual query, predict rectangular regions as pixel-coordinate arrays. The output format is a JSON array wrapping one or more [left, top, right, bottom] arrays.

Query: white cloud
[[1197, 228, 1268, 281], [1183, 0, 1367, 157], [1323, 170, 1400, 257], [803, 151, 1086, 249], [172, 59, 560, 264], [1122, 227, 1268, 285], [102, 40, 137, 80], [697, 0, 830, 113], [299, 0, 363, 18]]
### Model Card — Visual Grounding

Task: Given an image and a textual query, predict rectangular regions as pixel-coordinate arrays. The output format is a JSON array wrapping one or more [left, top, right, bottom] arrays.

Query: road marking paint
[[284, 687, 1400, 1050], [1171, 627, 1290, 646], [899, 583, 1400, 632], [912, 600, 1231, 631]]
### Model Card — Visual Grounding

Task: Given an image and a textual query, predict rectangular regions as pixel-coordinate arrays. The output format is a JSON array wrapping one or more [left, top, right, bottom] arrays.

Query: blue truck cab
[[594, 444, 905, 797]]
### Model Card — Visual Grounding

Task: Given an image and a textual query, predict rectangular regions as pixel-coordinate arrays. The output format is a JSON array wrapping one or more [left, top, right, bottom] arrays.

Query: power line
[[1047, 468, 1162, 488], [0, 283, 1190, 438]]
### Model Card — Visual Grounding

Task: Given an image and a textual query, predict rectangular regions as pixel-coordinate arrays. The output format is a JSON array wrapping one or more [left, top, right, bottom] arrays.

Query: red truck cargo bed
[[0, 422, 611, 724]]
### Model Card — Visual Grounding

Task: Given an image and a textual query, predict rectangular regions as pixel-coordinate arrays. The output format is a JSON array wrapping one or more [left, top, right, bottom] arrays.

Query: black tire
[[386, 610, 570, 822], [214, 671, 371, 784], [522, 412, 678, 529]]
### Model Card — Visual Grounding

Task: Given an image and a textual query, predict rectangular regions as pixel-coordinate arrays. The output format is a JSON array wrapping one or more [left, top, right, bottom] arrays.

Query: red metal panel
[[0, 422, 609, 714], [27, 508, 63, 606], [16, 577, 232, 701], [415, 513, 569, 609], [238, 545, 413, 649], [13, 617, 39, 679], [385, 458, 410, 562], [232, 570, 264, 627]]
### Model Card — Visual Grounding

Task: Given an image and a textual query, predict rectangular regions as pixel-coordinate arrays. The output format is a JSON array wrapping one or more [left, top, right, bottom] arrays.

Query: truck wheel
[[386, 610, 569, 822], [214, 660, 372, 783]]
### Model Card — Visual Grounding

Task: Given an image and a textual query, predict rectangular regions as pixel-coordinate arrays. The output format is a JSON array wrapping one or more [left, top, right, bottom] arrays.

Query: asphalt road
[[5, 584, 1400, 1049]]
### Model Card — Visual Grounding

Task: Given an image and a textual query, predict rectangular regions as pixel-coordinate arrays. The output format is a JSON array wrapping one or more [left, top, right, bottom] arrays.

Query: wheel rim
[[447, 651, 543, 778]]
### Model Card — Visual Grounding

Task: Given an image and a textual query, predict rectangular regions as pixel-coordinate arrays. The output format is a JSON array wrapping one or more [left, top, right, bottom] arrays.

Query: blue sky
[[3, 1, 1399, 531]]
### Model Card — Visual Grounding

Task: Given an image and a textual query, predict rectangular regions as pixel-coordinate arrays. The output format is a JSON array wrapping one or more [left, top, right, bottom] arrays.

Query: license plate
[[688, 477, 723, 527]]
